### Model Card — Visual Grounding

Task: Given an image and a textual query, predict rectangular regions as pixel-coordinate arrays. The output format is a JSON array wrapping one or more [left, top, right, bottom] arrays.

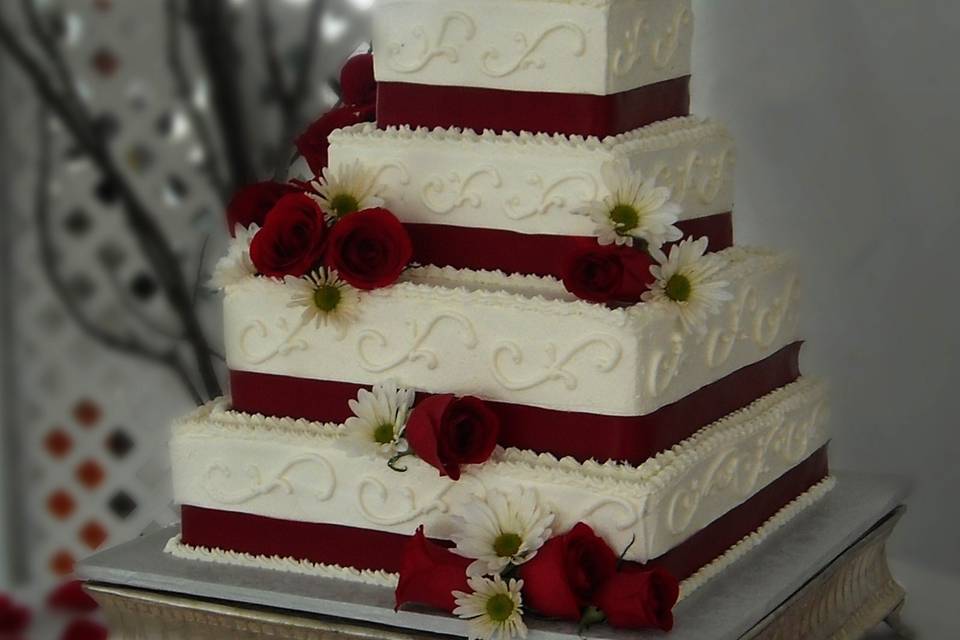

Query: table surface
[[79, 472, 910, 640]]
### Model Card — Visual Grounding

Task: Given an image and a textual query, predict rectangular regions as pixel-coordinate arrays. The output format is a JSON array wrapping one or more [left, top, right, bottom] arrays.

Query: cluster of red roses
[[231, 182, 413, 290], [397, 524, 680, 633], [561, 239, 657, 305], [393, 396, 680, 633], [221, 51, 415, 290], [403, 394, 500, 480], [0, 581, 106, 640]]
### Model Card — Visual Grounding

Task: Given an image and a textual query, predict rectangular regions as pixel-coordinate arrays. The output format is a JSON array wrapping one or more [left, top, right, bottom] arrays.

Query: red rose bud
[[561, 242, 655, 304], [519, 523, 618, 621], [395, 527, 471, 613], [250, 193, 328, 278], [561, 243, 624, 303], [405, 395, 500, 480], [596, 566, 680, 632], [60, 618, 108, 640], [296, 103, 376, 175], [0, 594, 32, 634], [340, 53, 377, 107], [225, 181, 301, 234], [326, 208, 412, 290], [47, 580, 99, 613]]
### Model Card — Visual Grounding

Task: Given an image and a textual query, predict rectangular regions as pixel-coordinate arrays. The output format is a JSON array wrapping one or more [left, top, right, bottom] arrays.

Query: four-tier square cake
[[168, 0, 834, 634]]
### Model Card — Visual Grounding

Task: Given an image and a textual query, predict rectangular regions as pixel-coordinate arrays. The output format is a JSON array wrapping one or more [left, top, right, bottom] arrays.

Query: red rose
[[616, 247, 656, 302], [326, 208, 412, 290], [225, 181, 301, 234], [296, 103, 375, 176], [0, 594, 31, 634], [405, 394, 500, 480], [47, 580, 99, 613], [561, 242, 655, 304], [519, 523, 618, 621], [561, 243, 623, 303], [60, 619, 108, 640], [596, 566, 680, 631], [395, 527, 470, 613], [340, 53, 377, 107], [249, 193, 328, 278]]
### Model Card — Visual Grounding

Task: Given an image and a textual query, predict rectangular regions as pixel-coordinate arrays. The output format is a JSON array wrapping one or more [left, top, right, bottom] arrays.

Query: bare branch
[[186, 0, 258, 190], [19, 0, 87, 120], [164, 0, 231, 204], [101, 265, 185, 343], [0, 7, 223, 400], [33, 111, 203, 405], [256, 0, 291, 107], [0, 8, 96, 152], [290, 0, 325, 113], [255, 0, 294, 177], [257, 0, 326, 178]]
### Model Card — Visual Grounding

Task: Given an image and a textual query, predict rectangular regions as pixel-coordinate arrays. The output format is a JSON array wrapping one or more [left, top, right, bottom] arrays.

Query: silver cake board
[[78, 472, 910, 640]]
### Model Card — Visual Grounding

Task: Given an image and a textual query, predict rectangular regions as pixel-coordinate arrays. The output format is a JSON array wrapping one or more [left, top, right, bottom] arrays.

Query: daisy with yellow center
[[450, 489, 554, 577], [453, 575, 527, 640], [210, 223, 259, 290], [642, 237, 733, 334], [310, 160, 384, 222], [340, 381, 416, 459], [285, 268, 360, 334], [582, 162, 683, 249]]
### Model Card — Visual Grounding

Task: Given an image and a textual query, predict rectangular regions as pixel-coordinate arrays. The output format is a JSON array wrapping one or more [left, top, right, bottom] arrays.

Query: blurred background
[[0, 0, 957, 638]]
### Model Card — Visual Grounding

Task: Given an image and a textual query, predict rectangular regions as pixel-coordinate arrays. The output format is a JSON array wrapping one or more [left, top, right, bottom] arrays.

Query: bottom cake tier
[[168, 378, 832, 602], [167, 475, 835, 604]]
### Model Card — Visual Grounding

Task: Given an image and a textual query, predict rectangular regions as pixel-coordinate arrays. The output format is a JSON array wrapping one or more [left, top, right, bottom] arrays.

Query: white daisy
[[285, 268, 360, 334], [209, 224, 259, 289], [642, 236, 734, 334], [453, 575, 527, 640], [309, 160, 384, 222], [581, 161, 683, 249], [451, 489, 555, 577], [340, 380, 416, 458]]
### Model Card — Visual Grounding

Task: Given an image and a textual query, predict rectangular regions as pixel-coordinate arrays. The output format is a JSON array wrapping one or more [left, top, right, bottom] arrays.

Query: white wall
[[691, 0, 960, 574], [0, 422, 8, 588]]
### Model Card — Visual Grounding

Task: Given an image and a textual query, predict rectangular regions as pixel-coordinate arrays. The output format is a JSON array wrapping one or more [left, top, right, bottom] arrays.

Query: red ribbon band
[[404, 212, 733, 280], [376, 77, 691, 138], [181, 447, 828, 581], [230, 342, 802, 466]]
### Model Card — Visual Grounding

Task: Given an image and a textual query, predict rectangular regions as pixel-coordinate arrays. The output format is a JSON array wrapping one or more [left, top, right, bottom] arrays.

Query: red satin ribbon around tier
[[230, 342, 802, 466], [180, 447, 829, 580], [376, 77, 691, 137], [405, 213, 733, 279]]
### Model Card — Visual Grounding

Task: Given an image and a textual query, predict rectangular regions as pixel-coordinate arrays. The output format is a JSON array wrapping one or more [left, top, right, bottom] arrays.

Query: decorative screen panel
[[0, 0, 370, 589]]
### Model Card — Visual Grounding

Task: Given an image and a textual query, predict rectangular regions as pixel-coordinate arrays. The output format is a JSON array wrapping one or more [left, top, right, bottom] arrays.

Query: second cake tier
[[226, 247, 801, 464], [327, 117, 735, 279]]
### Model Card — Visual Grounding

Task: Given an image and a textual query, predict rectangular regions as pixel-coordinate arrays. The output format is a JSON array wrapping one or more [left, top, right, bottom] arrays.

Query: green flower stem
[[387, 449, 415, 473], [617, 533, 637, 571], [579, 606, 607, 636]]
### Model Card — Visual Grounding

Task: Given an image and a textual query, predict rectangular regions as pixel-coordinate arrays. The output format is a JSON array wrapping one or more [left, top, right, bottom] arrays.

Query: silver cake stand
[[78, 473, 911, 640]]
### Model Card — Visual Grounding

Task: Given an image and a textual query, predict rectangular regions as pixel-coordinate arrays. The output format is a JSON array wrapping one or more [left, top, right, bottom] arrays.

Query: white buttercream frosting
[[678, 476, 837, 600], [224, 247, 796, 417], [163, 535, 398, 587], [164, 477, 836, 604], [172, 378, 828, 564], [327, 117, 734, 239], [373, 0, 692, 96]]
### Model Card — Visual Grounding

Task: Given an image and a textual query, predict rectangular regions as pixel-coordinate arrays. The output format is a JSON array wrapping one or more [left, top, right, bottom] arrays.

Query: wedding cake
[[167, 0, 833, 634]]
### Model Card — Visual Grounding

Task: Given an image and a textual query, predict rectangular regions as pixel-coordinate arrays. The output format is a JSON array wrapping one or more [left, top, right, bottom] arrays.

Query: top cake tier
[[374, 0, 694, 136]]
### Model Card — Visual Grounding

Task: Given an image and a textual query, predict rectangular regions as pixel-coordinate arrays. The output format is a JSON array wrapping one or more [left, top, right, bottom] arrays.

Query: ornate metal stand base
[[80, 473, 910, 640], [743, 508, 906, 640]]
